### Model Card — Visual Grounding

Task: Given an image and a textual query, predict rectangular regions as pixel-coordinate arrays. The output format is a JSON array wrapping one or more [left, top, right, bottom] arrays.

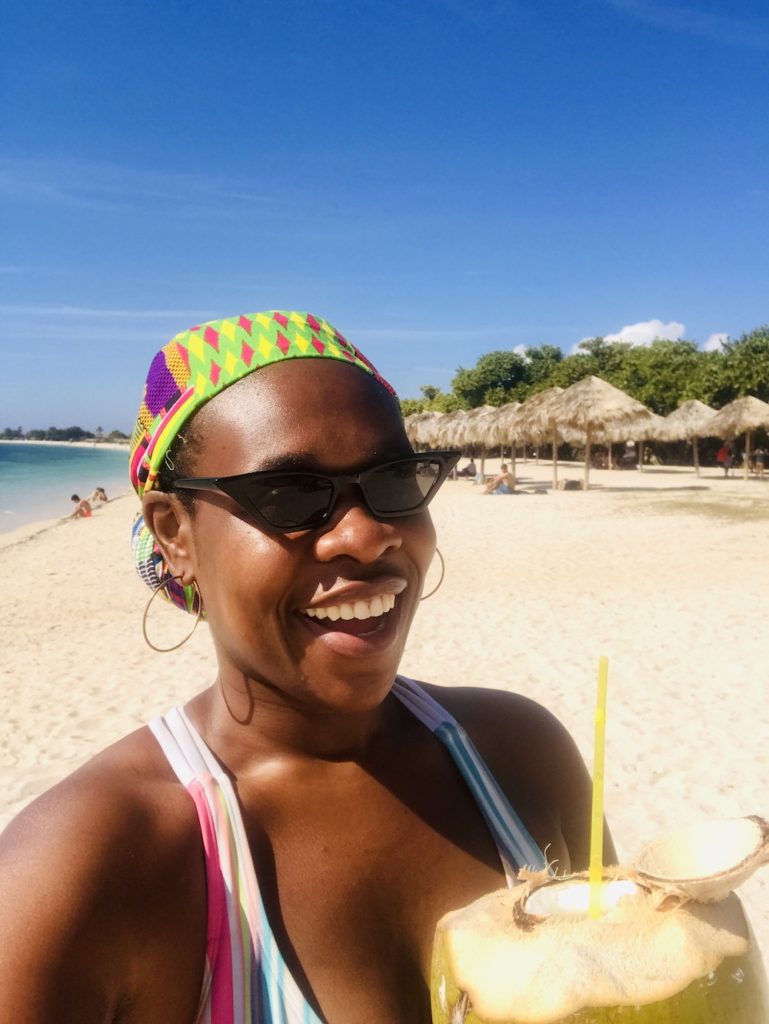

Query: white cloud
[[703, 332, 729, 352], [513, 344, 528, 358], [604, 319, 685, 346]]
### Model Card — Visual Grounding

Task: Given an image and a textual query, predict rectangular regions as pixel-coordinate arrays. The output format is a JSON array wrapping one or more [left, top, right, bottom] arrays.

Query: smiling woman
[[0, 311, 608, 1024]]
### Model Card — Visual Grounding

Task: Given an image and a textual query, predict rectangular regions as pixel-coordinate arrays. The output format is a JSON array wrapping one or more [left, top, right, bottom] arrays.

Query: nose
[[312, 487, 402, 563]]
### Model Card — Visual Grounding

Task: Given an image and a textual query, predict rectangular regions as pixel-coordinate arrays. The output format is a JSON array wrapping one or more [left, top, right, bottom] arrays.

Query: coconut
[[634, 815, 769, 903], [431, 816, 769, 1024]]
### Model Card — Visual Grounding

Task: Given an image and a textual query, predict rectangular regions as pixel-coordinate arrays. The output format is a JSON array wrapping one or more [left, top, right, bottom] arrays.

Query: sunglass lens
[[365, 460, 442, 514], [242, 474, 334, 529]]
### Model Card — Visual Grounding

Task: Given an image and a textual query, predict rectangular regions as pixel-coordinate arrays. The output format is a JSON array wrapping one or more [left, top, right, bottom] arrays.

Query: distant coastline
[[0, 439, 130, 453]]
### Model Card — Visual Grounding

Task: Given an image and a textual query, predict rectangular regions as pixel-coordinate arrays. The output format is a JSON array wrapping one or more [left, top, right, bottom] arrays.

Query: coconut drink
[[431, 816, 769, 1023]]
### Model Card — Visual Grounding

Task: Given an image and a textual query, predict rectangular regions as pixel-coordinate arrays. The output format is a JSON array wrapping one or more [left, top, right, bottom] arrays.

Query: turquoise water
[[0, 442, 131, 532]]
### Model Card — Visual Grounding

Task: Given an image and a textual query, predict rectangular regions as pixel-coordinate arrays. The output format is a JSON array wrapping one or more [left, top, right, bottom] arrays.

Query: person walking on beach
[[0, 310, 609, 1024], [67, 493, 92, 518]]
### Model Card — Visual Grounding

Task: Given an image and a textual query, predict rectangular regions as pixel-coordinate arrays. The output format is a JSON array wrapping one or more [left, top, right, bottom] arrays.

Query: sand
[[1, 462, 767, 965]]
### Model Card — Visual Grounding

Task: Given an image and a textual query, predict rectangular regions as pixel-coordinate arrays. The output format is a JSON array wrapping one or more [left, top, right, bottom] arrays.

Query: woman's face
[[182, 359, 436, 714]]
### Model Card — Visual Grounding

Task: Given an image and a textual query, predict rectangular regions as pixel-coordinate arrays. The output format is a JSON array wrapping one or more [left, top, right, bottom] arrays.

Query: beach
[[1, 462, 767, 963]]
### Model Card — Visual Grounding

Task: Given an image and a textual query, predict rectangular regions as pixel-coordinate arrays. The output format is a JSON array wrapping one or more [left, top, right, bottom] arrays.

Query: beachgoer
[[754, 448, 766, 479], [68, 493, 92, 519], [457, 458, 477, 478], [0, 310, 609, 1023], [483, 463, 516, 494], [88, 486, 108, 503]]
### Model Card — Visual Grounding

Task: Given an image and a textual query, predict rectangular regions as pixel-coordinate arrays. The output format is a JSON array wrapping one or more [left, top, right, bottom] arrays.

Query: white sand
[[1, 463, 767, 964]]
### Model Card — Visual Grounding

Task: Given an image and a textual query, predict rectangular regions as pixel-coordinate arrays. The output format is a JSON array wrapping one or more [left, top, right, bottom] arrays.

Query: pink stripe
[[188, 778, 235, 1024], [144, 386, 196, 463]]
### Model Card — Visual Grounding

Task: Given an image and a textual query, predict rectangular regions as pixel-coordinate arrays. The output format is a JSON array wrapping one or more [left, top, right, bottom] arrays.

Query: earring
[[420, 548, 445, 600], [142, 576, 203, 653]]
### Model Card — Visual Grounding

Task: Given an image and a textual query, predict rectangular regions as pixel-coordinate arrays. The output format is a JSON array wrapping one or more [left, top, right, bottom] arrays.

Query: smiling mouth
[[299, 593, 397, 637]]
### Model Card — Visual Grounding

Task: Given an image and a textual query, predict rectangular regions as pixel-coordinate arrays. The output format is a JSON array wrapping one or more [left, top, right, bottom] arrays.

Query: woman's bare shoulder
[[413, 679, 604, 871], [0, 725, 204, 1021], [2, 724, 196, 862]]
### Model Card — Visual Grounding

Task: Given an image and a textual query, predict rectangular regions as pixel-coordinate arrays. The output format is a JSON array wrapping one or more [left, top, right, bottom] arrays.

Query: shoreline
[[0, 438, 130, 452], [0, 491, 134, 551]]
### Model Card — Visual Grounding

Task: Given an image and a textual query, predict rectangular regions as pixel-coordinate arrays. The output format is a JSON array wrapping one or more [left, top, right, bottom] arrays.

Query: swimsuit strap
[[150, 681, 545, 1023], [150, 709, 324, 1024], [392, 676, 546, 881]]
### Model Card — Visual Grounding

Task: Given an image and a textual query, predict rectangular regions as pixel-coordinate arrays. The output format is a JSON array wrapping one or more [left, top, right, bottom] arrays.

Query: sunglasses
[[172, 451, 460, 533]]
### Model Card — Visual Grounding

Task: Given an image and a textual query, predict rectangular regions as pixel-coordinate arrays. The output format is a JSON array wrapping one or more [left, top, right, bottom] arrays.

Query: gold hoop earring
[[142, 576, 203, 653], [420, 548, 445, 601]]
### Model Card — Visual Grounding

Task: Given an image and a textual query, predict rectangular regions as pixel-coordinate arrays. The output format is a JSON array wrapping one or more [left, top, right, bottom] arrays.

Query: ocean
[[0, 442, 132, 532]]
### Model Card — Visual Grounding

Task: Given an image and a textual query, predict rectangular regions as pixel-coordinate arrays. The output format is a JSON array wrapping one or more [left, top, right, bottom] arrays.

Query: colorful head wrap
[[131, 310, 395, 615]]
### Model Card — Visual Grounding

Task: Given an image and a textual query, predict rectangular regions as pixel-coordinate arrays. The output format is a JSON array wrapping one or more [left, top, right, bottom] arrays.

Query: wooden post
[[551, 426, 559, 490], [745, 431, 752, 480], [638, 440, 644, 471], [693, 436, 700, 477], [608, 441, 613, 470], [584, 426, 592, 490]]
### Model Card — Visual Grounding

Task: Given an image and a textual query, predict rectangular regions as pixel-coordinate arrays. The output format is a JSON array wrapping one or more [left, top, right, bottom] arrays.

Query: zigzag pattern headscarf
[[130, 310, 395, 615]]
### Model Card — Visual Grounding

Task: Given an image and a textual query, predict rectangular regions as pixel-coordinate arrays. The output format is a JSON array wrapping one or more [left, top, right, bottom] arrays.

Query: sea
[[0, 442, 132, 532]]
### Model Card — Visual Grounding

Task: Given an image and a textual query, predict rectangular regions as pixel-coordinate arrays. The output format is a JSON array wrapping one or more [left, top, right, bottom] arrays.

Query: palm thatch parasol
[[404, 410, 445, 450], [548, 376, 655, 489], [705, 396, 769, 479], [656, 400, 717, 476], [433, 409, 467, 450], [594, 411, 665, 472], [454, 405, 496, 449], [507, 387, 565, 489]]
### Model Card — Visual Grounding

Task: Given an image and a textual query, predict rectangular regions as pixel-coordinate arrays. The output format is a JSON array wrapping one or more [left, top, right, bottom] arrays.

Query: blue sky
[[1, 0, 767, 431]]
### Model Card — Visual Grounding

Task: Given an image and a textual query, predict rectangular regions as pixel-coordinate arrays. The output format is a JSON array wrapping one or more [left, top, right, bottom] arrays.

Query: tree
[[451, 350, 529, 406], [525, 344, 563, 389], [721, 326, 769, 402]]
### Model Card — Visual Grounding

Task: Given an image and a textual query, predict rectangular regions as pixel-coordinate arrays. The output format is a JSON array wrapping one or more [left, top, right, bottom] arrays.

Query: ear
[[141, 491, 198, 584]]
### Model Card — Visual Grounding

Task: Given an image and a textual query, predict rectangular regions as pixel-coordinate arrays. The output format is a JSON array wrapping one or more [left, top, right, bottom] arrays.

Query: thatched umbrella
[[705, 396, 769, 480], [405, 410, 446, 450], [511, 387, 565, 489], [472, 403, 521, 476], [596, 412, 666, 472], [656, 400, 717, 476], [548, 376, 655, 489], [434, 409, 467, 450], [453, 405, 499, 482], [454, 405, 496, 449]]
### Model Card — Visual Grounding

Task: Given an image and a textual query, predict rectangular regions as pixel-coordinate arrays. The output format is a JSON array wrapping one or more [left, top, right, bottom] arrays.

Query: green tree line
[[400, 325, 769, 416], [1, 426, 129, 442]]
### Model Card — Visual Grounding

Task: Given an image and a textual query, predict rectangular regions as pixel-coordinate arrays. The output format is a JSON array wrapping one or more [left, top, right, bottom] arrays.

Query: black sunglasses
[[173, 451, 460, 533]]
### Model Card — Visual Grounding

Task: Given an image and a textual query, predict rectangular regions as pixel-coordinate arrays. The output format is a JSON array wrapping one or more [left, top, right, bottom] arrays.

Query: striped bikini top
[[149, 676, 546, 1024]]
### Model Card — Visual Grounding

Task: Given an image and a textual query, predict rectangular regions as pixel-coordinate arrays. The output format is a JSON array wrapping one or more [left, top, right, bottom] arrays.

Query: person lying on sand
[[87, 486, 109, 503], [67, 493, 92, 519], [0, 310, 613, 1024]]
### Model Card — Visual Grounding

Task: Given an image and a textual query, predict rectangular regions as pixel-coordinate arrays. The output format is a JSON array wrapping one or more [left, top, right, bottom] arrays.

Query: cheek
[[192, 510, 289, 628]]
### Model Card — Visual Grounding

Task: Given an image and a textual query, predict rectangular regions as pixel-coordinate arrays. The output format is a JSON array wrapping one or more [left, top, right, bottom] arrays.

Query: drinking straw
[[588, 656, 609, 919]]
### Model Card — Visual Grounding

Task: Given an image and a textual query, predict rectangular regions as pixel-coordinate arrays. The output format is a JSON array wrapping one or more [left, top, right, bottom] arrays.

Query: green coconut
[[431, 816, 769, 1024]]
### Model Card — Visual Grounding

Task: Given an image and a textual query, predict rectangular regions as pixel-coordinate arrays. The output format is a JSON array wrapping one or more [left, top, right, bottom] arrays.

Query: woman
[[0, 311, 611, 1023]]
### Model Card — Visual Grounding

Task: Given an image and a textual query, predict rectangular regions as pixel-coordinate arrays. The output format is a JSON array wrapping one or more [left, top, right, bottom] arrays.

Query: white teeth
[[303, 592, 397, 622]]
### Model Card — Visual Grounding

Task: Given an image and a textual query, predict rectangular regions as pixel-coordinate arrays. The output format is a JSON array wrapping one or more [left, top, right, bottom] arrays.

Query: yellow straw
[[588, 656, 609, 918]]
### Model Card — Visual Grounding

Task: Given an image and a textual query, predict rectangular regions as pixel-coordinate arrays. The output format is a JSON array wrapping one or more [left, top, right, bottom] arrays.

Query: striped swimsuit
[[150, 676, 546, 1024]]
